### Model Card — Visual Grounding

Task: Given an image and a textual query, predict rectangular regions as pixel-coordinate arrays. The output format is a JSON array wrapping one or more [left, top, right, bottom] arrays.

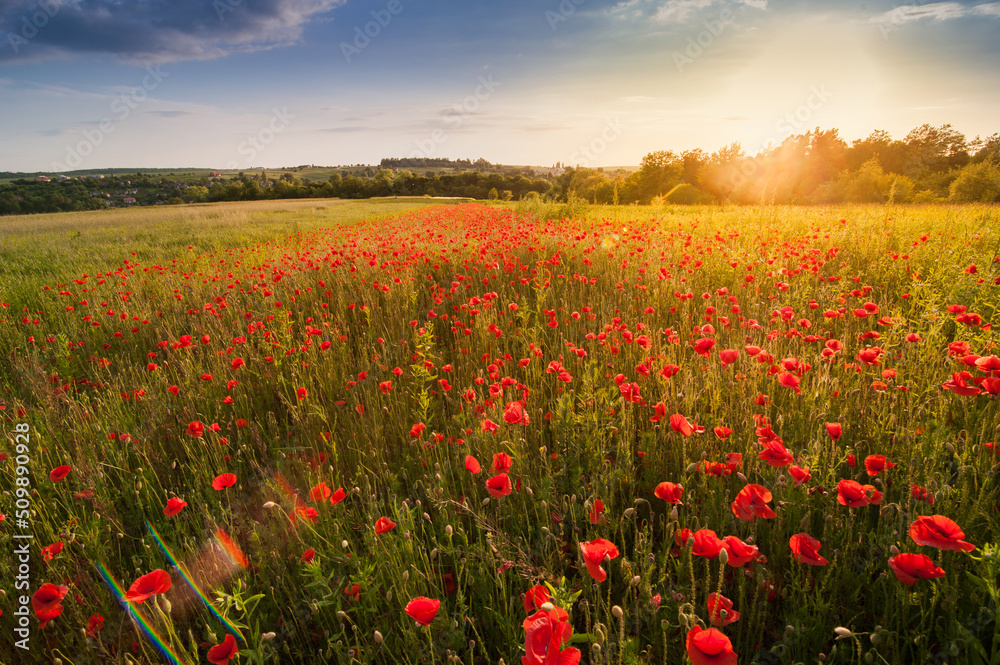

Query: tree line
[[2, 123, 998, 216]]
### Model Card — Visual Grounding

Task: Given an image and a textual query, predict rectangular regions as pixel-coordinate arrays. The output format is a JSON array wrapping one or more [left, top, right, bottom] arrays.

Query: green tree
[[949, 160, 1000, 202]]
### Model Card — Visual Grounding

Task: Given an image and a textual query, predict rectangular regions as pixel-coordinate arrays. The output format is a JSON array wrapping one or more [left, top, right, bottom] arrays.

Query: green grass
[[1, 201, 999, 665]]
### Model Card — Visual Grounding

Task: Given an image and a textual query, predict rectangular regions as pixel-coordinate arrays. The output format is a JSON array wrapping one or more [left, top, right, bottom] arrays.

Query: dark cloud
[[0, 0, 345, 64]]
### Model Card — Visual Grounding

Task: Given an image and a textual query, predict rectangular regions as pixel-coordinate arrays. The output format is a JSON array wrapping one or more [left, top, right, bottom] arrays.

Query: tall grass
[[1, 202, 998, 665]]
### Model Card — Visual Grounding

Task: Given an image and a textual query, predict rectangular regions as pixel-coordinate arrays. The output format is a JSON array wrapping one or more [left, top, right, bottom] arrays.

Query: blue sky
[[1, 0, 998, 171]]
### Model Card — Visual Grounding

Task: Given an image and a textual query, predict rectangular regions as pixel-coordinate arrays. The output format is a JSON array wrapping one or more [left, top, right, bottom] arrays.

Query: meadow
[[1, 200, 999, 665]]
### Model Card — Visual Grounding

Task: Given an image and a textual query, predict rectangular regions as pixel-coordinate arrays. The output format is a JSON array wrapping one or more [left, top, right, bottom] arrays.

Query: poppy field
[[2, 200, 1000, 665]]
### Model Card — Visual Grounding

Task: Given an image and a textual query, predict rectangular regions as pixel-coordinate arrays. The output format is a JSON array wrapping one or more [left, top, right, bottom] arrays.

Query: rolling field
[[1, 201, 999, 665]]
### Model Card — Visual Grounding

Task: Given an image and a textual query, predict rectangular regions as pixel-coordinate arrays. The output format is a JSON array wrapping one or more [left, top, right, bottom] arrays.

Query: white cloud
[[974, 2, 1000, 16], [870, 2, 967, 26], [654, 0, 719, 23], [740, 0, 768, 10]]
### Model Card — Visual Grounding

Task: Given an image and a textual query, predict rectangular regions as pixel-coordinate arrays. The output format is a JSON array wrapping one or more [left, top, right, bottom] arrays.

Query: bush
[[663, 183, 715, 204], [950, 160, 1000, 202]]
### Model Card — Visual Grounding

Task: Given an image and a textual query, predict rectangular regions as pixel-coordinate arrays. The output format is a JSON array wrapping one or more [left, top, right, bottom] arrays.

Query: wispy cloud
[[869, 2, 1000, 25]]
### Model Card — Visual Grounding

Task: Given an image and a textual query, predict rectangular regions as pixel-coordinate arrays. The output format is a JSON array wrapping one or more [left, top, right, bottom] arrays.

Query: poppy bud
[[612, 605, 624, 619], [669, 506, 678, 521], [679, 613, 689, 628], [718, 549, 729, 565], [685, 463, 698, 474], [540, 602, 555, 612], [430, 548, 437, 560], [623, 508, 635, 518], [262, 632, 276, 641], [834, 627, 853, 639], [445, 525, 453, 536], [423, 512, 431, 522], [632, 575, 641, 586], [263, 502, 276, 509], [374, 630, 383, 644], [946, 443, 956, 454], [337, 611, 348, 620], [592, 644, 602, 655], [737, 472, 748, 483]]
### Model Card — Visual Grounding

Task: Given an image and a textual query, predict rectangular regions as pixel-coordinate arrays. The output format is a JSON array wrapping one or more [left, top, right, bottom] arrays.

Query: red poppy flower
[[345, 583, 361, 601], [405, 596, 441, 626], [207, 634, 240, 665], [301, 548, 315, 563], [864, 454, 896, 476], [713, 426, 732, 440], [482, 418, 499, 433], [788, 464, 812, 486], [908, 515, 975, 552], [212, 473, 237, 490], [291, 505, 319, 525], [409, 422, 426, 438], [589, 499, 605, 525], [124, 569, 172, 603], [503, 401, 530, 425], [168, 385, 180, 395], [669, 414, 694, 436], [758, 440, 793, 467], [777, 371, 802, 394], [330, 487, 347, 505], [464, 455, 481, 474], [722, 535, 758, 567], [731, 484, 777, 521], [522, 607, 581, 665], [825, 422, 842, 440], [789, 533, 828, 566], [49, 465, 72, 482], [707, 593, 740, 626], [492, 452, 513, 474], [718, 348, 739, 366], [888, 552, 946, 586], [309, 482, 332, 502], [580, 538, 619, 582], [374, 516, 396, 534], [85, 613, 105, 637], [692, 529, 725, 559], [163, 497, 188, 516], [187, 421, 204, 438], [40, 542, 64, 561], [486, 473, 513, 498], [837, 479, 873, 507], [693, 338, 716, 357], [654, 482, 684, 504], [523, 584, 551, 612], [32, 583, 69, 614], [686, 625, 738, 665]]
